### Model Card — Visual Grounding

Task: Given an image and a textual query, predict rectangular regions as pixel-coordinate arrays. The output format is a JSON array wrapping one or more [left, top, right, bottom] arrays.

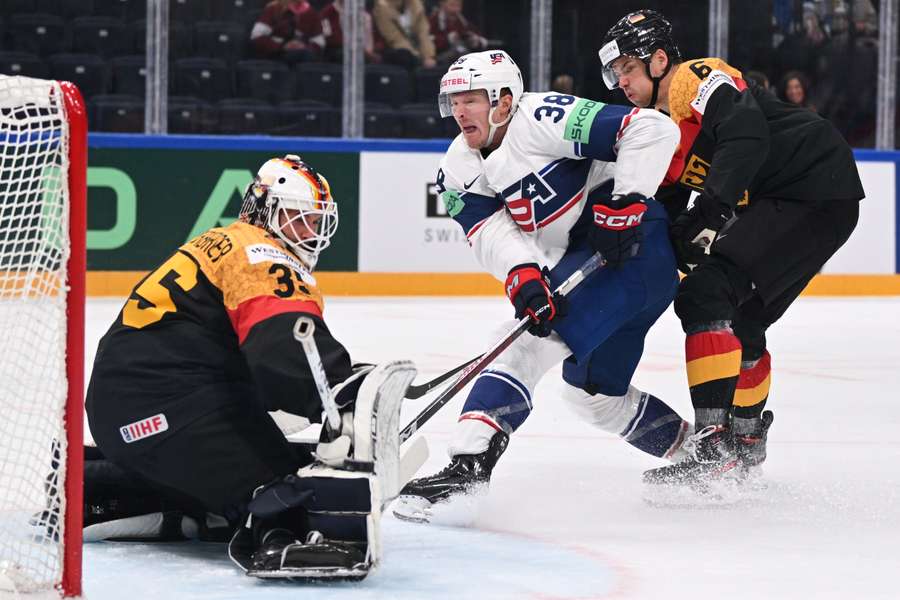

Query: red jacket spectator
[[251, 0, 325, 62], [429, 0, 487, 65], [319, 0, 381, 63]]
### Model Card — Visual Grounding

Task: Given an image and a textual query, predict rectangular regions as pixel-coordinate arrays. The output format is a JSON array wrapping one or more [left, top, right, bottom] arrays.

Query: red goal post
[[0, 76, 86, 598]]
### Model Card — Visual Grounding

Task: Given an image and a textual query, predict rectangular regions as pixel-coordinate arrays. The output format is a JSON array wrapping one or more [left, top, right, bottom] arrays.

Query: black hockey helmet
[[599, 10, 681, 106]]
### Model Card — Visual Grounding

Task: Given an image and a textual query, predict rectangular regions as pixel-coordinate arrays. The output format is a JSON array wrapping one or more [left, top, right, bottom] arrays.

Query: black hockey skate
[[733, 410, 775, 475], [642, 424, 739, 490], [248, 529, 369, 582], [392, 431, 508, 524]]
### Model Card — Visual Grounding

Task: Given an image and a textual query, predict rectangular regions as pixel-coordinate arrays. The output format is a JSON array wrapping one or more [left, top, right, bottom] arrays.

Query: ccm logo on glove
[[593, 203, 647, 230]]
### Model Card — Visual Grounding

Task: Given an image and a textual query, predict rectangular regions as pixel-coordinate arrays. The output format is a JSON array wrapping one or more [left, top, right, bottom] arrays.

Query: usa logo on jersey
[[501, 160, 588, 233]]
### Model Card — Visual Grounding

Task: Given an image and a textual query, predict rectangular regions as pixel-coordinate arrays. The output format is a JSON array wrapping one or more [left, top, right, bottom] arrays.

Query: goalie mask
[[438, 49, 524, 147], [239, 155, 338, 269]]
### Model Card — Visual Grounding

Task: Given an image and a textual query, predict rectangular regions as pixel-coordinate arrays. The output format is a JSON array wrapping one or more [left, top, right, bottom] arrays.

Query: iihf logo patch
[[490, 52, 505, 64], [120, 413, 169, 444]]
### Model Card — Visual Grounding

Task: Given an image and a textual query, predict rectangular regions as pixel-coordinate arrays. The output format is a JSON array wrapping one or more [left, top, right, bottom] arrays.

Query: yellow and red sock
[[685, 330, 742, 421], [733, 351, 771, 419]]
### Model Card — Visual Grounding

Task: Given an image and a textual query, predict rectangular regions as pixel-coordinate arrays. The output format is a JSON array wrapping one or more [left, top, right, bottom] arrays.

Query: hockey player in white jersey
[[394, 50, 692, 523]]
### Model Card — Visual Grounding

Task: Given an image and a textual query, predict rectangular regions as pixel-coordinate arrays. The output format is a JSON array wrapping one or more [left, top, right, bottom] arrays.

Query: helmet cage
[[240, 156, 338, 269]]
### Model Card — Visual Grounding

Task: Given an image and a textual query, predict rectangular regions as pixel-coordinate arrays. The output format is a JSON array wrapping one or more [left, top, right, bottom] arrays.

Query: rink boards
[[83, 135, 900, 296]]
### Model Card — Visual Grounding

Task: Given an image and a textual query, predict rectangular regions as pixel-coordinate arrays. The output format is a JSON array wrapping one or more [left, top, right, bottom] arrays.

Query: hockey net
[[0, 76, 86, 597]]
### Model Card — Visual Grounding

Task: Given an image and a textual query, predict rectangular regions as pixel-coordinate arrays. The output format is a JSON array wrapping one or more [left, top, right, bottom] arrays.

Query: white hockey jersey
[[436, 92, 679, 281]]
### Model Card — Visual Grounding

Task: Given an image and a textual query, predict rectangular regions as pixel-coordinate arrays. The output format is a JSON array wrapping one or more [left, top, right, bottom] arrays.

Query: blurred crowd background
[[0, 0, 890, 147]]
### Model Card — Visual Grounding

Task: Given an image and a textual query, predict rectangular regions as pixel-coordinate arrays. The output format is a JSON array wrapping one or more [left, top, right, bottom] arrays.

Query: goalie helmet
[[239, 155, 338, 269], [599, 10, 681, 105], [438, 49, 524, 146]]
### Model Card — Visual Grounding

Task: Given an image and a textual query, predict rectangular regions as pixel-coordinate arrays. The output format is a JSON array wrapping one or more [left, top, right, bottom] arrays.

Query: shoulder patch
[[441, 190, 466, 217], [563, 99, 605, 143], [245, 243, 317, 286], [690, 69, 737, 115]]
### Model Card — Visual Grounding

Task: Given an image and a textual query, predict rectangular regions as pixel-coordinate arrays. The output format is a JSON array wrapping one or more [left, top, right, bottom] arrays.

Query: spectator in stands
[[774, 3, 827, 83], [744, 70, 771, 92], [251, 0, 326, 64], [551, 73, 575, 95], [373, 0, 436, 69], [320, 0, 382, 64], [429, 0, 487, 66], [778, 70, 816, 112]]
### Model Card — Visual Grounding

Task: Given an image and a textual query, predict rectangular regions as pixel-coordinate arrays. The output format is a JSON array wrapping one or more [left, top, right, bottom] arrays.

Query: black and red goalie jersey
[[86, 220, 352, 443]]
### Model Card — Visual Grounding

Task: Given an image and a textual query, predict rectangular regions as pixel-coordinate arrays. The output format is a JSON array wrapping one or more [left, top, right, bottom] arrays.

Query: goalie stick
[[398, 251, 606, 445]]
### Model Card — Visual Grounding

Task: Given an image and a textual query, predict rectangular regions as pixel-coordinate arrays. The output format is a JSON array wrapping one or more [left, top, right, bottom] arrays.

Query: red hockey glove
[[505, 263, 566, 337]]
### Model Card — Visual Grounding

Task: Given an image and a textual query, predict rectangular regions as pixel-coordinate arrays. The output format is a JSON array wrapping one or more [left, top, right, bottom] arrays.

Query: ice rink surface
[[82, 295, 900, 600]]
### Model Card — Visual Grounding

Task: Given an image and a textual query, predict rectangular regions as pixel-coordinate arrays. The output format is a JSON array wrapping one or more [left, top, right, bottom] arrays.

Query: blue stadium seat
[[60, 0, 94, 19], [167, 95, 213, 134], [364, 64, 411, 107], [194, 21, 247, 63], [48, 53, 109, 98], [93, 0, 142, 19], [364, 107, 404, 138], [173, 57, 232, 103], [210, 0, 267, 21], [71, 16, 133, 58], [132, 20, 193, 56], [6, 0, 61, 15], [413, 66, 443, 103], [91, 94, 144, 132], [235, 59, 294, 104], [110, 55, 147, 96], [170, 0, 210, 22], [0, 52, 50, 79], [401, 102, 446, 139], [217, 98, 276, 135], [10, 14, 66, 57], [275, 100, 341, 137], [295, 62, 342, 106]]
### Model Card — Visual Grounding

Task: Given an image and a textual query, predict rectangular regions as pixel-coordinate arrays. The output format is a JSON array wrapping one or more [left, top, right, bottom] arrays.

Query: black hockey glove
[[505, 263, 567, 337], [669, 194, 733, 272], [589, 193, 648, 268]]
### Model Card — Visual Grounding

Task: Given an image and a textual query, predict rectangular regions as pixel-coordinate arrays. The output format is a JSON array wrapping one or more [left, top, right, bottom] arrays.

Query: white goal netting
[[0, 75, 75, 596]]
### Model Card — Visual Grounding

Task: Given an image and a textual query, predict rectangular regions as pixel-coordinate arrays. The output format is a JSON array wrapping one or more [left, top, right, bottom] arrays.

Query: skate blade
[[247, 565, 369, 582], [391, 486, 487, 526], [391, 495, 434, 524]]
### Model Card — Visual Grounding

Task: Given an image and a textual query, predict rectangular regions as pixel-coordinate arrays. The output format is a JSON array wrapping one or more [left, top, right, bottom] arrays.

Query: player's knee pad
[[562, 384, 691, 459], [674, 264, 740, 330]]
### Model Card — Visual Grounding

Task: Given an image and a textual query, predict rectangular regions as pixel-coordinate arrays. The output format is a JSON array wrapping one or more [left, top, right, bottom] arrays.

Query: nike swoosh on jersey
[[463, 175, 481, 190]]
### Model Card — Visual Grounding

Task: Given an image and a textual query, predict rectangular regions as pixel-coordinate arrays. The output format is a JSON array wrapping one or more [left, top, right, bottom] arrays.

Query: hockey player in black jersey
[[84, 155, 416, 580], [600, 10, 864, 489]]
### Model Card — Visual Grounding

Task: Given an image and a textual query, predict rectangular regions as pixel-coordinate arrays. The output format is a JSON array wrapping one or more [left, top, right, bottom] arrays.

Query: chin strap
[[642, 59, 675, 108], [485, 104, 514, 147]]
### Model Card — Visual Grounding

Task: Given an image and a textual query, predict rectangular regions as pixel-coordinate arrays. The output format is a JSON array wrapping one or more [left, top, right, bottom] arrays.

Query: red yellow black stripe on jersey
[[180, 220, 325, 344]]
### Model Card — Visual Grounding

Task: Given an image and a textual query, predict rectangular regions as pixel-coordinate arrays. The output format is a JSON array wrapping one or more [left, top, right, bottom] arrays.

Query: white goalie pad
[[351, 360, 417, 502]]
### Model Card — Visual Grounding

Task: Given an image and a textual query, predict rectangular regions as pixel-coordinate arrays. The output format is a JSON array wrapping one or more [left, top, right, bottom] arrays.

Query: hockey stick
[[404, 355, 480, 399], [293, 316, 342, 431], [398, 251, 606, 445]]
